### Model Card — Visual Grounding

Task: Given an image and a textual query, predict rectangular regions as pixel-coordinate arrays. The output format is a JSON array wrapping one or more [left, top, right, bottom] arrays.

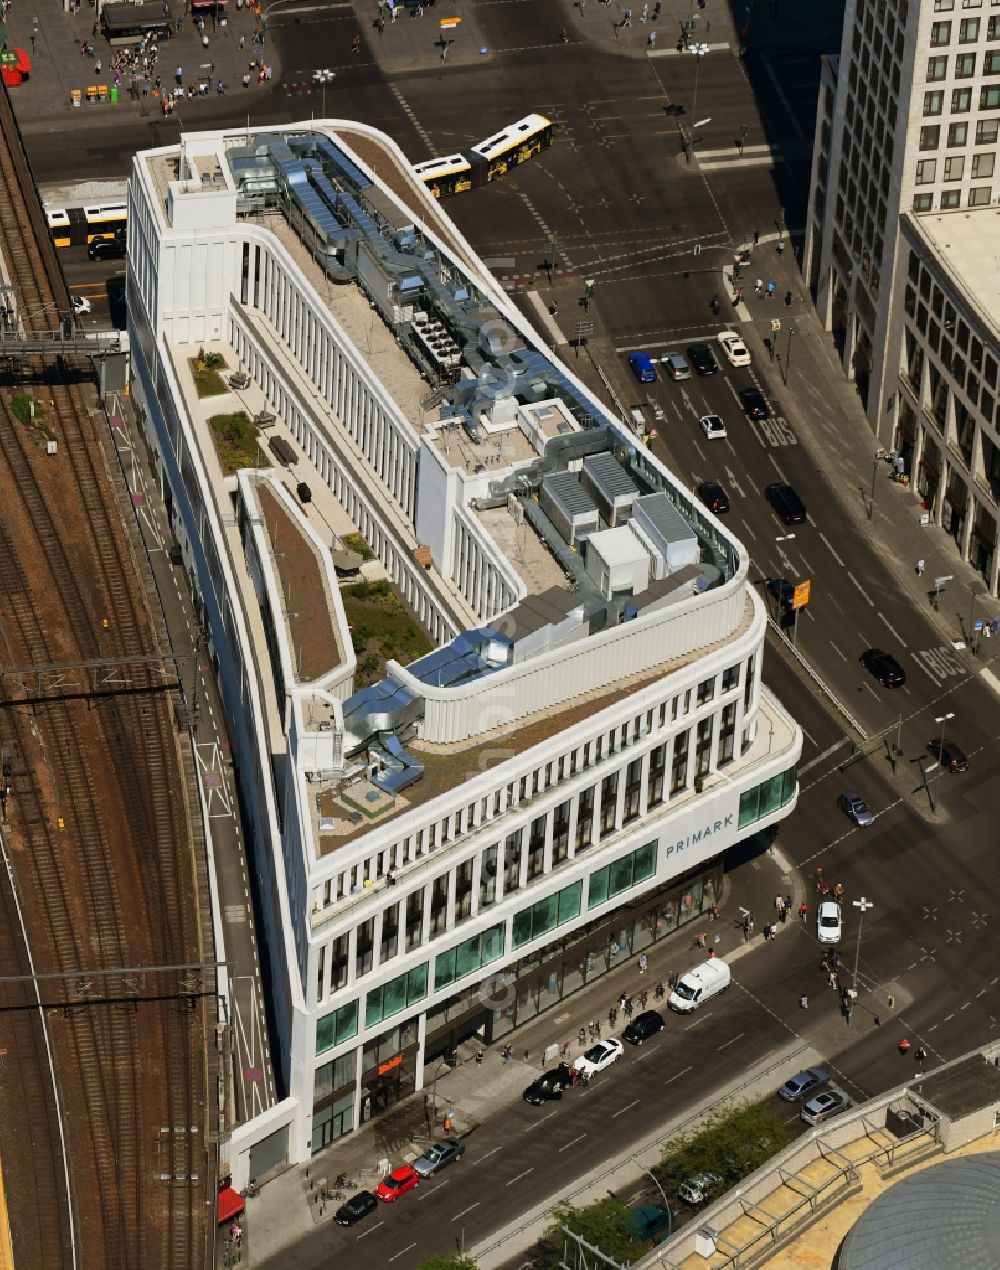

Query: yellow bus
[[413, 114, 554, 197], [413, 154, 474, 199]]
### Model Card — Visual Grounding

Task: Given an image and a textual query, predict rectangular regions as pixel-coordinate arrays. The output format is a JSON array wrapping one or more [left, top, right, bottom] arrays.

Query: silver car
[[411, 1137, 464, 1177], [661, 351, 692, 381], [800, 1089, 851, 1125], [678, 1171, 722, 1205], [838, 792, 874, 826]]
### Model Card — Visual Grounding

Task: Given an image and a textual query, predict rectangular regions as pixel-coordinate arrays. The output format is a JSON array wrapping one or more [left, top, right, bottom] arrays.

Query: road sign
[[770, 318, 781, 333], [792, 580, 811, 609], [440, 16, 462, 27], [934, 574, 953, 588]]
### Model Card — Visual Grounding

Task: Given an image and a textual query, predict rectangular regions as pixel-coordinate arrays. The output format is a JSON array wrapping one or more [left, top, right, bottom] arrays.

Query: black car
[[88, 236, 125, 261], [697, 481, 730, 514], [523, 1067, 572, 1105], [738, 387, 770, 420], [765, 482, 807, 525], [686, 343, 718, 375], [860, 648, 907, 688], [335, 1190, 378, 1226], [623, 1009, 665, 1045], [766, 577, 795, 607], [928, 737, 968, 771]]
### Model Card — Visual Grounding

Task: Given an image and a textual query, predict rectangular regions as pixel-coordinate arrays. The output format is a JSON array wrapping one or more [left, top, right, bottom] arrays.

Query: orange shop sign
[[378, 1053, 403, 1076]]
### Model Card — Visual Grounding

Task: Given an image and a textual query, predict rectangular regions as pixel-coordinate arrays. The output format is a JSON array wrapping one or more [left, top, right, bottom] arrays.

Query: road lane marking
[[524, 1110, 559, 1132], [472, 1146, 503, 1166], [452, 1202, 480, 1222], [559, 1134, 587, 1153], [506, 1167, 534, 1187], [665, 1065, 693, 1084], [878, 611, 907, 646], [684, 1015, 707, 1029], [818, 531, 844, 566], [388, 1245, 417, 1262], [768, 454, 789, 482], [417, 1179, 448, 1200], [828, 641, 848, 661], [799, 736, 851, 774], [612, 1099, 641, 1118], [847, 572, 875, 606], [719, 1032, 745, 1050], [355, 1221, 384, 1239]]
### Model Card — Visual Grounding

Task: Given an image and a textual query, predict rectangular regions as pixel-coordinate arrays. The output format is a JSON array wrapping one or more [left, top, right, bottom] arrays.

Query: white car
[[71, 295, 92, 316], [572, 1038, 624, 1077], [700, 413, 727, 441], [817, 900, 842, 944], [717, 330, 751, 367]]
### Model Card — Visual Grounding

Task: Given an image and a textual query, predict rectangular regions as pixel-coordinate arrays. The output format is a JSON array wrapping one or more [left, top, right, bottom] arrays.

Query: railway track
[[0, 83, 209, 1270]]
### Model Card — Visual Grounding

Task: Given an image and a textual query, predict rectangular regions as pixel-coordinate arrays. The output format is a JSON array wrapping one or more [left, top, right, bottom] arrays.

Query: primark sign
[[663, 812, 736, 864]]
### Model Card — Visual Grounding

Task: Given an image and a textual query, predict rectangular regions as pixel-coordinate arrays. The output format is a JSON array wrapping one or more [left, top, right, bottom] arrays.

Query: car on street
[[860, 648, 907, 688], [374, 1165, 420, 1202], [738, 387, 770, 420], [572, 1037, 624, 1077], [678, 1172, 723, 1206], [697, 481, 730, 514], [523, 1067, 572, 1104], [838, 792, 874, 826], [623, 1009, 665, 1045], [687, 342, 718, 375], [764, 482, 807, 525], [629, 351, 658, 383], [778, 1067, 829, 1102], [700, 413, 727, 440], [88, 235, 125, 261], [767, 577, 795, 607], [800, 1088, 852, 1125], [661, 351, 691, 380], [927, 737, 968, 771], [412, 1138, 464, 1177], [71, 295, 92, 316], [817, 900, 842, 944], [334, 1190, 378, 1226], [717, 330, 751, 367]]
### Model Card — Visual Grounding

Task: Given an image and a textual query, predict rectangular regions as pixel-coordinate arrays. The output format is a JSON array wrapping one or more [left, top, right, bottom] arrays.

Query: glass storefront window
[[512, 882, 583, 949], [739, 768, 797, 828], [588, 841, 659, 910], [558, 881, 582, 924], [633, 840, 657, 884], [434, 924, 505, 990], [365, 964, 428, 1029], [315, 999, 359, 1055]]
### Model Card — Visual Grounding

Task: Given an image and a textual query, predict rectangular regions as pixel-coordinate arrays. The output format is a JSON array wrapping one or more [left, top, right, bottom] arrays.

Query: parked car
[[678, 1172, 723, 1206], [927, 737, 968, 772], [817, 900, 842, 944], [765, 482, 807, 525], [717, 330, 751, 367], [334, 1190, 378, 1226], [661, 350, 691, 380], [629, 351, 658, 383], [523, 1068, 571, 1105], [88, 235, 125, 261], [778, 1067, 829, 1102], [623, 1009, 665, 1045], [71, 294, 92, 316], [838, 792, 874, 826], [374, 1165, 420, 1202], [572, 1038, 624, 1076], [800, 1088, 851, 1125], [738, 387, 770, 420], [697, 481, 730, 514], [700, 413, 727, 440], [412, 1138, 464, 1177], [860, 648, 907, 688], [687, 342, 718, 375], [623, 1203, 674, 1241]]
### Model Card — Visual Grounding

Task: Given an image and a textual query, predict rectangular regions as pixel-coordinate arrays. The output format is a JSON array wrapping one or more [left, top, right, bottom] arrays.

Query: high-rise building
[[805, 0, 1000, 592], [126, 121, 801, 1179]]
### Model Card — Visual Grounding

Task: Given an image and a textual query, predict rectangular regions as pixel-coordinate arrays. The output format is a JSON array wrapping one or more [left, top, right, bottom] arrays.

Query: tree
[[656, 1099, 791, 1200], [415, 1254, 478, 1270], [537, 1197, 646, 1266]]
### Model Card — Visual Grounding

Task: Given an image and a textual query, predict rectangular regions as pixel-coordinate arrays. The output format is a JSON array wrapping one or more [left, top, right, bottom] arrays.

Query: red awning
[[217, 1186, 245, 1225]]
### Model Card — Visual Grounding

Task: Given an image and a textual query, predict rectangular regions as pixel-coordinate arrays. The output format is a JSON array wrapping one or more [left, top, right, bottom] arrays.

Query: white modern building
[[125, 120, 801, 1178]]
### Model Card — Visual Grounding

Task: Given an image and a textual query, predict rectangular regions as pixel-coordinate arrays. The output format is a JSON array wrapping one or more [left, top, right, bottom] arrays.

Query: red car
[[375, 1165, 419, 1203]]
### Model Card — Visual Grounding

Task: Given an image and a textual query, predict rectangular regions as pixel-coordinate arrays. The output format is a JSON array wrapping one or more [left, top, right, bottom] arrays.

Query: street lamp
[[312, 69, 335, 118], [934, 712, 955, 768], [849, 896, 874, 1027], [641, 1166, 673, 1242], [686, 43, 710, 162], [869, 452, 880, 521]]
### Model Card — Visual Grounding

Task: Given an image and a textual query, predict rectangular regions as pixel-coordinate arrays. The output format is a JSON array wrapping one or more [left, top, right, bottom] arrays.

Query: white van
[[668, 958, 731, 1013]]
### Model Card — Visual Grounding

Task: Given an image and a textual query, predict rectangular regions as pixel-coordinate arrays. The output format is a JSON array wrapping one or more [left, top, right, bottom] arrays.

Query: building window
[[600, 772, 619, 838], [973, 151, 996, 177], [717, 703, 738, 769], [960, 15, 981, 36], [722, 664, 740, 692], [479, 845, 498, 909], [945, 154, 966, 179], [913, 192, 934, 211], [670, 730, 690, 795], [695, 716, 714, 778], [955, 51, 977, 75], [948, 121, 969, 145], [365, 964, 428, 1029], [381, 903, 400, 962], [587, 840, 658, 911], [977, 117, 999, 143], [931, 19, 953, 42], [512, 881, 583, 950], [953, 86, 974, 111], [454, 859, 474, 924], [429, 873, 449, 937], [316, 1000, 359, 1055], [738, 768, 797, 830], [405, 891, 423, 952], [916, 158, 938, 184], [927, 55, 949, 80], [503, 829, 523, 896], [920, 124, 941, 149], [575, 785, 595, 852], [987, 48, 1000, 72], [696, 676, 716, 706], [623, 758, 643, 825], [941, 189, 962, 207], [433, 923, 505, 991], [935, 0, 955, 11], [969, 184, 993, 203], [552, 800, 571, 864], [356, 918, 374, 977], [989, 15, 1000, 38], [924, 90, 945, 115], [647, 743, 667, 809], [527, 816, 547, 881], [981, 85, 1000, 107]]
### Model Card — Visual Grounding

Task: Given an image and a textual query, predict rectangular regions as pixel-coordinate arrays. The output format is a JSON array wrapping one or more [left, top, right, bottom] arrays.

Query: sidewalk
[[242, 840, 803, 1264]]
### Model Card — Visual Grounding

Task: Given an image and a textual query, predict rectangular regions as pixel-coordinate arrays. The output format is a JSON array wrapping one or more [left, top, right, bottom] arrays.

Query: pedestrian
[[799, 901, 808, 923], [95, 57, 102, 75], [638, 952, 648, 975], [916, 558, 925, 577], [753, 228, 760, 245], [697, 931, 707, 950], [915, 1045, 927, 1065], [624, 996, 633, 1018], [766, 280, 776, 299], [833, 883, 844, 901], [786, 894, 793, 916], [784, 290, 792, 306], [641, 0, 648, 19], [239, 33, 245, 48], [763, 921, 774, 941], [475, 1049, 484, 1067], [176, 64, 183, 85], [899, 1038, 911, 1056], [647, 29, 657, 46], [609, 1006, 617, 1027], [622, 6, 632, 26], [754, 277, 763, 294], [800, 994, 809, 1009], [829, 968, 839, 989], [707, 902, 718, 921], [775, 894, 785, 918], [242, 72, 251, 87], [654, 979, 665, 1000], [501, 1044, 509, 1064], [441, 41, 448, 59], [639, 989, 648, 1008], [776, 240, 785, 256], [618, 991, 627, 1011], [352, 33, 360, 53]]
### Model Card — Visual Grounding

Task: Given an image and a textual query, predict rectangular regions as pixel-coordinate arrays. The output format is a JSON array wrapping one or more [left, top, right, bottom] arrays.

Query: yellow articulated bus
[[414, 114, 554, 198]]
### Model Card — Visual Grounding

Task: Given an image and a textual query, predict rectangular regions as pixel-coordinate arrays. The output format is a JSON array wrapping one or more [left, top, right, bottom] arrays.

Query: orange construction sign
[[792, 580, 811, 609], [439, 16, 462, 28]]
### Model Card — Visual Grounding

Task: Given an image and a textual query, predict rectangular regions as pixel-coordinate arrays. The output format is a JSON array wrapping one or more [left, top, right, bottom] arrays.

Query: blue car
[[628, 351, 658, 383]]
